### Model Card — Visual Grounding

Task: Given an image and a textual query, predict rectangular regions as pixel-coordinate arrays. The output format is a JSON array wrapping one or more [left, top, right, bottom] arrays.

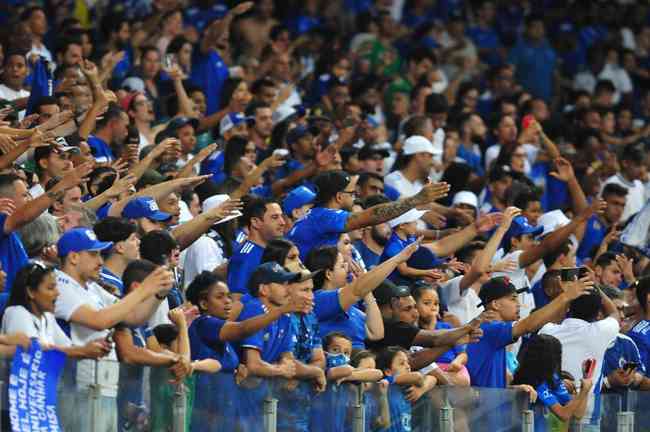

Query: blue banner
[[8, 339, 66, 432]]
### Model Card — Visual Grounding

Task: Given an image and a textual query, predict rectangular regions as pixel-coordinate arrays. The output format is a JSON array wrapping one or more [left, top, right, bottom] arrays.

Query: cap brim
[[478, 287, 529, 307], [88, 241, 114, 252], [148, 211, 173, 221], [293, 269, 322, 283]]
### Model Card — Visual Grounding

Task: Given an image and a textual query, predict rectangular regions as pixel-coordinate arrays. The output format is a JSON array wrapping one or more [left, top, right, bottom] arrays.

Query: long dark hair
[[223, 136, 249, 177], [7, 263, 54, 310], [261, 238, 296, 266], [305, 246, 339, 290], [512, 334, 563, 389]]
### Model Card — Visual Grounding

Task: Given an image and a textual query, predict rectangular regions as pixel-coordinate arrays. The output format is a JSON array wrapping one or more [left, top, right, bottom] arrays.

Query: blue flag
[[25, 57, 53, 116], [8, 339, 66, 431]]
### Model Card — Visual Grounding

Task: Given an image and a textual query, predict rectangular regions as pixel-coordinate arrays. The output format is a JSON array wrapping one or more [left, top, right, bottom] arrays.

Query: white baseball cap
[[452, 191, 478, 209], [537, 210, 570, 238], [403, 135, 441, 156], [202, 194, 242, 224], [389, 209, 426, 228]]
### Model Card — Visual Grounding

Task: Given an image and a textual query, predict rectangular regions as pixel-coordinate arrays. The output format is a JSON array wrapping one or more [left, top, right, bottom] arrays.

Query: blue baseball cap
[[503, 215, 543, 245], [219, 112, 252, 135], [286, 125, 312, 145], [283, 186, 316, 215], [122, 197, 172, 221], [248, 262, 316, 294], [58, 227, 113, 257]]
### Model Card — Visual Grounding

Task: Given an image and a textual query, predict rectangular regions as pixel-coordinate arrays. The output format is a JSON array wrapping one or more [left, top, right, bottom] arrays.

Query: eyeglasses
[[340, 190, 357, 198]]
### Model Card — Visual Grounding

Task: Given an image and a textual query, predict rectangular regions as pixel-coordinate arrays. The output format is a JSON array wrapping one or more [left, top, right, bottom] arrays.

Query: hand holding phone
[[559, 267, 590, 282], [582, 358, 596, 379]]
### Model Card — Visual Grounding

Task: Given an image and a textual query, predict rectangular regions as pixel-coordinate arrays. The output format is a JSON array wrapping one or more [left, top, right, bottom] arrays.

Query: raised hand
[[208, 198, 243, 221], [282, 292, 313, 314], [0, 134, 16, 154], [168, 307, 187, 326], [615, 254, 635, 283], [489, 258, 518, 274], [0, 198, 16, 217], [396, 239, 421, 263], [142, 266, 175, 296], [497, 207, 521, 233], [177, 174, 212, 189], [80, 59, 99, 82], [549, 157, 576, 183], [18, 114, 39, 129], [105, 173, 136, 199], [59, 161, 93, 190], [445, 257, 466, 274], [415, 182, 450, 205], [560, 275, 594, 301], [231, 1, 254, 15], [475, 212, 503, 233], [261, 152, 287, 170], [577, 199, 606, 222]]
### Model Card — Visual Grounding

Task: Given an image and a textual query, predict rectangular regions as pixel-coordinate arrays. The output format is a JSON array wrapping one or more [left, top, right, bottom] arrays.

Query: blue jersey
[[189, 314, 239, 372], [380, 232, 417, 284], [289, 312, 322, 364], [434, 321, 466, 364], [378, 384, 412, 432], [288, 207, 350, 260], [100, 267, 124, 297], [190, 50, 229, 115], [315, 289, 367, 350], [87, 135, 115, 164], [531, 280, 550, 309], [577, 215, 608, 261], [0, 214, 28, 302], [625, 320, 650, 376], [117, 326, 147, 432], [603, 334, 645, 378], [200, 151, 226, 185], [227, 240, 264, 295], [534, 374, 572, 432], [354, 239, 381, 269], [238, 298, 294, 363], [466, 321, 514, 388]]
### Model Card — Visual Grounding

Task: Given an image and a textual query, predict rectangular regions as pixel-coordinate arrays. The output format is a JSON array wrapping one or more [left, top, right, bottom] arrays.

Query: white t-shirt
[[539, 317, 619, 425], [602, 173, 647, 222], [1, 305, 70, 347], [492, 250, 536, 320], [54, 270, 119, 395], [384, 170, 425, 198], [439, 275, 482, 325], [0, 84, 30, 119], [182, 234, 226, 287]]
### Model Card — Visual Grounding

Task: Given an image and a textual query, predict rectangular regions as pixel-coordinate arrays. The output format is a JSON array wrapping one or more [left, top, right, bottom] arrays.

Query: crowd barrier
[[0, 357, 646, 431]]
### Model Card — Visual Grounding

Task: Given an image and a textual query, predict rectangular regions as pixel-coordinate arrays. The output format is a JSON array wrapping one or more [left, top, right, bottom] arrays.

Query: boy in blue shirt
[[466, 276, 591, 390], [627, 277, 650, 376], [288, 170, 451, 259], [227, 197, 285, 298]]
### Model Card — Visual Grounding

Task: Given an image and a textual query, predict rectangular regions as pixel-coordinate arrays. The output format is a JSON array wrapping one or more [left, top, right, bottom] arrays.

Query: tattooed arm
[[344, 182, 450, 232]]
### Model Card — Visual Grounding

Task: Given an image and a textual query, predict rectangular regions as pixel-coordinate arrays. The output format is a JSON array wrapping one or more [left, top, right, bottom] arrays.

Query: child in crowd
[[349, 350, 391, 431]]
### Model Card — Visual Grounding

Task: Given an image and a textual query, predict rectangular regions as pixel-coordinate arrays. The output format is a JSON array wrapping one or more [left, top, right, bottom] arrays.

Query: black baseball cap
[[488, 165, 513, 183], [166, 116, 199, 134], [358, 145, 389, 161], [313, 170, 352, 205], [478, 277, 527, 307], [248, 262, 317, 292], [374, 281, 411, 305]]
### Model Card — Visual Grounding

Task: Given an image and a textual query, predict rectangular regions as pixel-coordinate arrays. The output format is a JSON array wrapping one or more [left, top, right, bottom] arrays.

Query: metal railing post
[[521, 409, 534, 432], [439, 406, 454, 432], [570, 418, 584, 432], [617, 411, 634, 432], [352, 384, 365, 432], [263, 396, 278, 432], [172, 382, 187, 432]]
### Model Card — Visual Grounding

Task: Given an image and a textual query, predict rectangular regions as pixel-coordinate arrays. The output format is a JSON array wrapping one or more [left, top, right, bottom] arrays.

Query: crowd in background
[[0, 0, 649, 431]]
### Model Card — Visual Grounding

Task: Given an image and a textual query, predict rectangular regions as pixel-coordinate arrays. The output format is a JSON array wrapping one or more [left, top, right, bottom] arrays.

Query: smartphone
[[163, 54, 176, 69], [522, 114, 535, 130], [126, 124, 140, 146], [559, 267, 589, 282], [582, 358, 596, 379], [623, 361, 639, 372]]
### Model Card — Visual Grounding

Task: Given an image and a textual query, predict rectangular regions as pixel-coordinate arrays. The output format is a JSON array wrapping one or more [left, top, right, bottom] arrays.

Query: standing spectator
[[0, 52, 29, 117], [94, 217, 141, 296], [88, 103, 129, 164], [539, 287, 621, 430], [601, 144, 647, 222]]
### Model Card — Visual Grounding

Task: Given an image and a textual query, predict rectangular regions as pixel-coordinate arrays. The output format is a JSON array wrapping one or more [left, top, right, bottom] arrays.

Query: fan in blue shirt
[[512, 334, 593, 432], [466, 277, 586, 389], [186, 270, 305, 432], [603, 334, 647, 391], [288, 170, 451, 260], [87, 105, 125, 163], [227, 198, 285, 297]]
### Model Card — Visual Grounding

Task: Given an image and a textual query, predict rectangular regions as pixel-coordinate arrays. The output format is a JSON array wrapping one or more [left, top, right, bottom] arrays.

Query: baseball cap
[[358, 145, 389, 161], [166, 116, 199, 134], [34, 144, 76, 165], [286, 125, 312, 145], [488, 165, 512, 183], [248, 261, 316, 292], [313, 170, 352, 205], [478, 276, 527, 307], [452, 191, 478, 208], [403, 135, 441, 156], [374, 281, 411, 305], [537, 210, 570, 238], [283, 186, 316, 215], [121, 77, 145, 93], [122, 196, 172, 221], [202, 194, 242, 224], [389, 209, 426, 228], [58, 227, 113, 257], [219, 112, 252, 135], [503, 215, 543, 245]]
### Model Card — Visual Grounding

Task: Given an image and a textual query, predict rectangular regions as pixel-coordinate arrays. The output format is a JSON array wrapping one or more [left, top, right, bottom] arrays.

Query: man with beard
[[385, 135, 441, 199], [245, 101, 274, 152], [227, 197, 286, 297], [88, 102, 129, 164], [354, 194, 392, 269], [385, 47, 436, 111], [457, 112, 487, 176]]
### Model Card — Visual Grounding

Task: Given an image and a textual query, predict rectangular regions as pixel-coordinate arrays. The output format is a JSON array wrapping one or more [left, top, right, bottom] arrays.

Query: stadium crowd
[[0, 0, 650, 430]]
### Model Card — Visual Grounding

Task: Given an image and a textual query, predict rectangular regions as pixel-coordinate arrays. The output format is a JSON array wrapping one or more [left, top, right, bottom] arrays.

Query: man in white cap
[[385, 135, 442, 199], [182, 194, 242, 287], [452, 190, 479, 226]]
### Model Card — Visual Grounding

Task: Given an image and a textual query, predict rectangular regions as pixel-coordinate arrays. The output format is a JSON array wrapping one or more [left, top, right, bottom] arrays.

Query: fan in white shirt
[[601, 144, 648, 222]]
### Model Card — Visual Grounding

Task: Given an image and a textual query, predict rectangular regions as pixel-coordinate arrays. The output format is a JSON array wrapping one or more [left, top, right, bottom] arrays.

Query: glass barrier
[[0, 354, 646, 432]]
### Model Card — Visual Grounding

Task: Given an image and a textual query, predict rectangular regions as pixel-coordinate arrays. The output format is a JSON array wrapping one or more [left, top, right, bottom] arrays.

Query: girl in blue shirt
[[512, 334, 593, 432], [186, 271, 303, 432]]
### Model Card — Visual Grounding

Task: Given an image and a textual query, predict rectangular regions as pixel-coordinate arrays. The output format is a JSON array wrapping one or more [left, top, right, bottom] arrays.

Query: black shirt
[[366, 319, 420, 352]]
